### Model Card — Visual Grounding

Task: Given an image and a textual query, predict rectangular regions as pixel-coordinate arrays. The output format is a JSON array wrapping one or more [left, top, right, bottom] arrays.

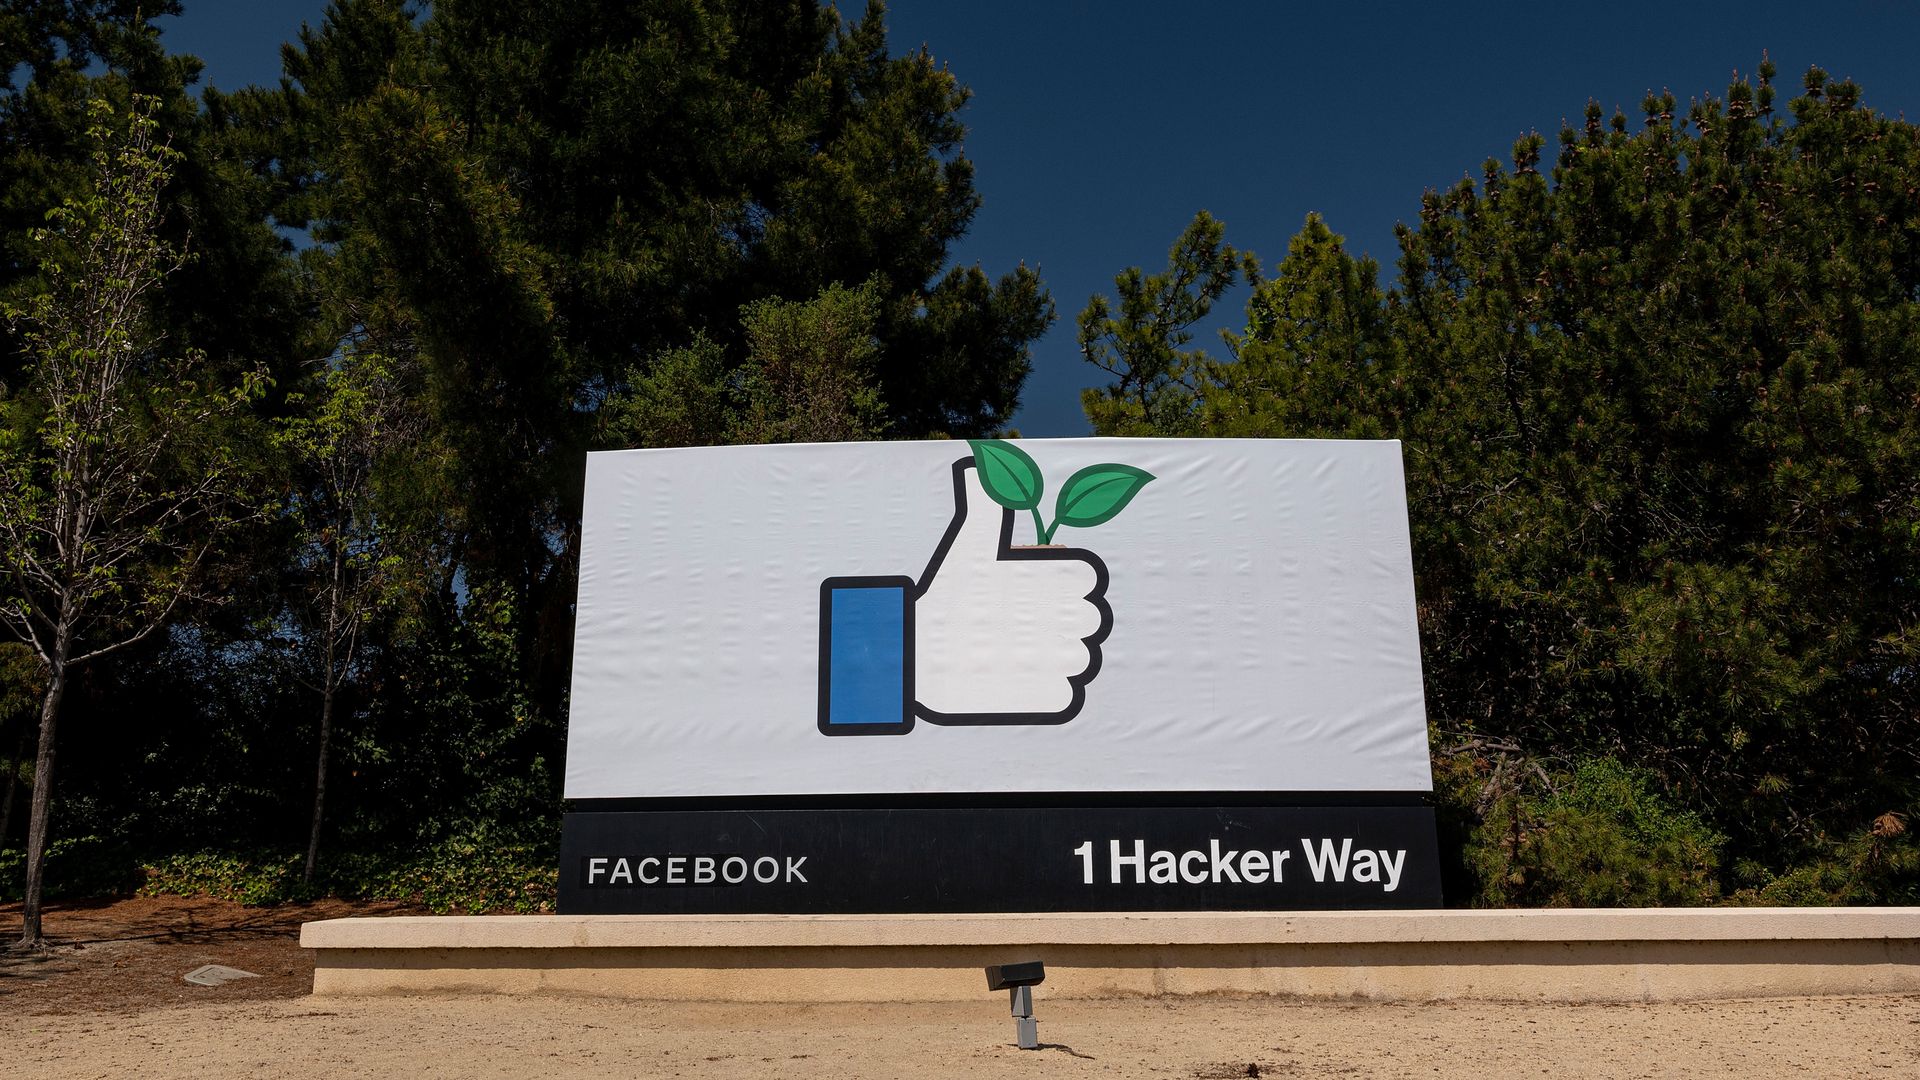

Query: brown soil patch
[[0, 893, 420, 1015]]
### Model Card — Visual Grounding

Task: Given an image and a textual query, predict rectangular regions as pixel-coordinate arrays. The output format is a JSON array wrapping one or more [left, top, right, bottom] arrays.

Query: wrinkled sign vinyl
[[564, 438, 1433, 800]]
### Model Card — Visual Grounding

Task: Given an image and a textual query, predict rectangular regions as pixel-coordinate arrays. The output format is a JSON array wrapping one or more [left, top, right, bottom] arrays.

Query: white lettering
[[589, 852, 823, 888], [1149, 850, 1178, 884], [1239, 850, 1269, 883], [1209, 839, 1242, 883], [1064, 838, 1356, 890], [1301, 838, 1353, 883], [1178, 850, 1207, 884], [1382, 849, 1406, 893], [1352, 848, 1381, 884]]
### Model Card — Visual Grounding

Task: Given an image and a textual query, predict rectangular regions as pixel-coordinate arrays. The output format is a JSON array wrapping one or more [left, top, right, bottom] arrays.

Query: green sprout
[[966, 439, 1156, 545]]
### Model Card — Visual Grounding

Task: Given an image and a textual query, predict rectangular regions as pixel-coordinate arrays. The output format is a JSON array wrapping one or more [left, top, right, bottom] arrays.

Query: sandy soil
[[7, 992, 1920, 1079], [5, 897, 1920, 1078]]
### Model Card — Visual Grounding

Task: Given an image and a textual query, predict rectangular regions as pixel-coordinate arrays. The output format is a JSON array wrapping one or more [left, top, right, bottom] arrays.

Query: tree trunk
[[18, 658, 66, 950], [303, 684, 334, 885]]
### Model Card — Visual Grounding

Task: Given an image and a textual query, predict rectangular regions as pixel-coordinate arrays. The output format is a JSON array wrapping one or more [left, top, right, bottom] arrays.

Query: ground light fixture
[[984, 961, 1046, 1049]]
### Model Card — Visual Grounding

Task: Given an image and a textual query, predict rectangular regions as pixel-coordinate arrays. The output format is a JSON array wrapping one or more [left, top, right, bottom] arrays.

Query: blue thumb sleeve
[[818, 577, 914, 735]]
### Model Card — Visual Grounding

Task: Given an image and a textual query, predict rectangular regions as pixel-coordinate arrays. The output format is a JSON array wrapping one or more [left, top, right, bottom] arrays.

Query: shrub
[[138, 837, 557, 914], [1440, 752, 1725, 907], [1733, 813, 1920, 906], [0, 835, 144, 902]]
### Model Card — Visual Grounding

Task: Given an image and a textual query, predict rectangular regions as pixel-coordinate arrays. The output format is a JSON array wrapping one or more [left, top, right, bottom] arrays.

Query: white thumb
[[917, 458, 1014, 589], [955, 459, 1018, 550]]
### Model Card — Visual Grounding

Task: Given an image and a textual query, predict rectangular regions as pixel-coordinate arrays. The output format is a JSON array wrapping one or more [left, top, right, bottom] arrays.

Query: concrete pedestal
[[301, 907, 1920, 1002]]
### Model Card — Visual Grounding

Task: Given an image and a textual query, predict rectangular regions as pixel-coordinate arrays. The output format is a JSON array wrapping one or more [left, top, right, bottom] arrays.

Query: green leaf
[[1053, 463, 1155, 531], [967, 439, 1044, 511]]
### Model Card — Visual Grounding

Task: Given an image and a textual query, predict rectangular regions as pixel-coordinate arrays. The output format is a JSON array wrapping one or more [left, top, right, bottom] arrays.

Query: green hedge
[[2, 837, 556, 914], [139, 840, 558, 913]]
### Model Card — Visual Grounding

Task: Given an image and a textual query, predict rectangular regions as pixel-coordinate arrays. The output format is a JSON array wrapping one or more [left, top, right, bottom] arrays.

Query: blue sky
[[162, 1, 1920, 436]]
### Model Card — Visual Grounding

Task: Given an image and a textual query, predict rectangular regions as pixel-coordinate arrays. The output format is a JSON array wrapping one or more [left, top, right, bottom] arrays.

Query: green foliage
[[604, 336, 734, 450], [1, 5, 309, 397], [0, 835, 143, 902], [13, 836, 561, 913], [1051, 464, 1155, 535], [1444, 755, 1724, 907], [263, 3, 1049, 804], [1079, 210, 1258, 436], [0, 642, 38, 722], [1206, 212, 1402, 440], [968, 438, 1044, 511], [0, 92, 277, 941], [366, 835, 558, 914], [136, 839, 559, 914], [1093, 62, 1920, 904], [346, 579, 564, 854], [605, 279, 890, 448], [279, 0, 1046, 551], [1, 95, 268, 665], [138, 850, 303, 906], [0, 2, 1056, 916], [966, 439, 1155, 544], [1732, 814, 1920, 906], [272, 350, 427, 623], [732, 281, 890, 445]]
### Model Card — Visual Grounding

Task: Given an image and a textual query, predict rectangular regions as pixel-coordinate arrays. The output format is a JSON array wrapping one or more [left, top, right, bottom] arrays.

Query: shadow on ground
[[0, 894, 420, 1014]]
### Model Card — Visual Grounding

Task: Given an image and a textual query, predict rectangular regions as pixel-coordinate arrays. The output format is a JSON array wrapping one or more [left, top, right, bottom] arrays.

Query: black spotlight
[[984, 961, 1046, 1049]]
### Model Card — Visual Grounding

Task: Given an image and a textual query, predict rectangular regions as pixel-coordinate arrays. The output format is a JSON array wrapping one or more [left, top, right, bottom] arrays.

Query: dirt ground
[[0, 893, 422, 1014], [5, 897, 1920, 1078]]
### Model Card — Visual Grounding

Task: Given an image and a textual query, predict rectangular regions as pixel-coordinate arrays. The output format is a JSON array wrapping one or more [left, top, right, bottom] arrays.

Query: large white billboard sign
[[564, 438, 1432, 800]]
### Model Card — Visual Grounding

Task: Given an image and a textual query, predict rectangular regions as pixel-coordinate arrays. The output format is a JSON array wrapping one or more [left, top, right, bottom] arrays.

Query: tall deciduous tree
[[275, 349, 423, 883], [0, 96, 261, 947]]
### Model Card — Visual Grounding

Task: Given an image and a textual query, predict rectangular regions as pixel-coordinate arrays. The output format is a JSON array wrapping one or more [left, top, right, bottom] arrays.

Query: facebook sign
[[561, 438, 1441, 913]]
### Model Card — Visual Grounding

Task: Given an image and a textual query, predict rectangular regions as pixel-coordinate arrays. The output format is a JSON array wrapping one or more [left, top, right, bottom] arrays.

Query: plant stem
[[1028, 507, 1048, 545]]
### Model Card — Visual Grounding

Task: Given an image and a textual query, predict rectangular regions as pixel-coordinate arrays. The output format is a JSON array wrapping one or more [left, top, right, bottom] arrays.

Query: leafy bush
[[138, 851, 308, 906], [0, 835, 144, 902], [1440, 752, 1725, 907], [140, 837, 556, 914], [1733, 814, 1920, 906]]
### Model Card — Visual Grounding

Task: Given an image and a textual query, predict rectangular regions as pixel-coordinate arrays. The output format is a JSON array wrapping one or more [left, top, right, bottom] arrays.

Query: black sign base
[[560, 804, 1440, 914]]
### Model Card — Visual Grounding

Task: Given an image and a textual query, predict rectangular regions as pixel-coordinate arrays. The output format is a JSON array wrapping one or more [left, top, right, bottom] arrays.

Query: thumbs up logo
[[818, 442, 1155, 736]]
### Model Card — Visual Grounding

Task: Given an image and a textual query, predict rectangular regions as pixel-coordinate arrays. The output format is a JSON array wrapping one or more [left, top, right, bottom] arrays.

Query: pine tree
[[1078, 210, 1256, 437], [1088, 62, 1920, 902]]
